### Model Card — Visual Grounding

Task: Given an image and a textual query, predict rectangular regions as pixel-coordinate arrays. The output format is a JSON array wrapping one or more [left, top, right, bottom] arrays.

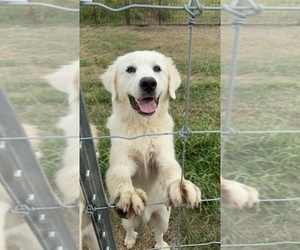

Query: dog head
[[101, 51, 181, 116]]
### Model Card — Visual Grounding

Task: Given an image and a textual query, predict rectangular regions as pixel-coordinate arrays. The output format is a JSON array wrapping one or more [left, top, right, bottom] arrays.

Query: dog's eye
[[126, 66, 136, 74], [153, 65, 161, 73]]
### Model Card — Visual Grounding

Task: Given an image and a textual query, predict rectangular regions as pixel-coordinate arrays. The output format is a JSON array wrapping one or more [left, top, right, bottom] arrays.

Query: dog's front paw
[[221, 179, 259, 208], [164, 179, 201, 208], [113, 188, 147, 218]]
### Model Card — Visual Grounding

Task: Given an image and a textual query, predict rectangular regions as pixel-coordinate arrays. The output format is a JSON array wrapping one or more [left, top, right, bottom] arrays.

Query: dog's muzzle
[[128, 77, 160, 116]]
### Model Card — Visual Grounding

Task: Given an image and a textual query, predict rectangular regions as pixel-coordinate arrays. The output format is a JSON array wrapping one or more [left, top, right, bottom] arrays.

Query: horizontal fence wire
[[0, 1, 79, 12], [81, 1, 300, 11], [2, 128, 300, 142]]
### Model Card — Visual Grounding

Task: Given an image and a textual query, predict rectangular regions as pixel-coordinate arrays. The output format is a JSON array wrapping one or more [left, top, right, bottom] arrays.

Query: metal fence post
[[80, 89, 117, 250], [0, 85, 78, 250]]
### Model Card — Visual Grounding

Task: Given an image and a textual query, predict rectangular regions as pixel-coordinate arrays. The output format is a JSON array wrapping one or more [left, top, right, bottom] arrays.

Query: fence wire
[[0, 1, 78, 11]]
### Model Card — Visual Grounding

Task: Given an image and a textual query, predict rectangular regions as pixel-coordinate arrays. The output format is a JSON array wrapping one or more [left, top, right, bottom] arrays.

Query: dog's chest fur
[[108, 114, 174, 188], [129, 136, 158, 178]]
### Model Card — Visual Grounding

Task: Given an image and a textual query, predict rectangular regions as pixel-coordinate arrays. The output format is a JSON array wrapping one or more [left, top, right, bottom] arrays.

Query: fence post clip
[[179, 125, 193, 144], [10, 204, 32, 215], [84, 203, 96, 215], [184, 0, 203, 26]]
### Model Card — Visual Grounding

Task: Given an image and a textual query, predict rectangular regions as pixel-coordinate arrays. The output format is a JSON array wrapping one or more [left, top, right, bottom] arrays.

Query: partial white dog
[[44, 60, 80, 206], [45, 60, 99, 249], [101, 51, 201, 249]]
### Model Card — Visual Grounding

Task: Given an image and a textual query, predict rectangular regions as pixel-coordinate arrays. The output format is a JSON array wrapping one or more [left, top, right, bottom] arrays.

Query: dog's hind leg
[[122, 217, 140, 249], [151, 207, 170, 250]]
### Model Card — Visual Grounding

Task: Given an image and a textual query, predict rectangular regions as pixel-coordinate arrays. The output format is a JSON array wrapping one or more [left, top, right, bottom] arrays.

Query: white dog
[[45, 60, 100, 249], [44, 60, 80, 207], [101, 51, 201, 249]]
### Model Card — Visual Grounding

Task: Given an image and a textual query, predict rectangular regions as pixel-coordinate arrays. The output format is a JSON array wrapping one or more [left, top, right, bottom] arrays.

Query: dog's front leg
[[106, 162, 147, 219]]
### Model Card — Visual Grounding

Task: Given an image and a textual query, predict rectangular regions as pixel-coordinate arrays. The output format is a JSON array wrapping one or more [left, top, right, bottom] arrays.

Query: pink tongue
[[138, 98, 157, 113]]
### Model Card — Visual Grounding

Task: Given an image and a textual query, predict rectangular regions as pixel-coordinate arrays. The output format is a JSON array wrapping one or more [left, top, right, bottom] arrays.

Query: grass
[[80, 25, 220, 249], [221, 26, 300, 249]]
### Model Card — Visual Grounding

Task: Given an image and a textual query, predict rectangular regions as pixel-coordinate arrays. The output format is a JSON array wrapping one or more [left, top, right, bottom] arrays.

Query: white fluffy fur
[[101, 51, 201, 249], [43, 60, 80, 206]]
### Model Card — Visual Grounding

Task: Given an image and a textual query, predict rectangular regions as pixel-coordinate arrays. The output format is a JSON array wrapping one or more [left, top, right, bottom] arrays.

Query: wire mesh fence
[[0, 0, 299, 249]]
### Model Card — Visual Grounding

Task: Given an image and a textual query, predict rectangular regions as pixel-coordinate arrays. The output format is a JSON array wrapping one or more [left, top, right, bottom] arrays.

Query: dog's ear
[[100, 62, 118, 102], [166, 57, 181, 99]]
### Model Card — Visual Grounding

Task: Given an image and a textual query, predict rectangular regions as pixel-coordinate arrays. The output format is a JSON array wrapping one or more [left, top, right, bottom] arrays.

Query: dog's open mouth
[[129, 95, 159, 116]]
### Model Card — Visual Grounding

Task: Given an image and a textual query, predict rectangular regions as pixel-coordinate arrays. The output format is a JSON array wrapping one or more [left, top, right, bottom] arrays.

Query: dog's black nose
[[140, 77, 157, 93]]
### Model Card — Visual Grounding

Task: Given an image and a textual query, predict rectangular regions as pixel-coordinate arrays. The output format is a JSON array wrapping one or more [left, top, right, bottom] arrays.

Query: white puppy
[[101, 51, 201, 249]]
